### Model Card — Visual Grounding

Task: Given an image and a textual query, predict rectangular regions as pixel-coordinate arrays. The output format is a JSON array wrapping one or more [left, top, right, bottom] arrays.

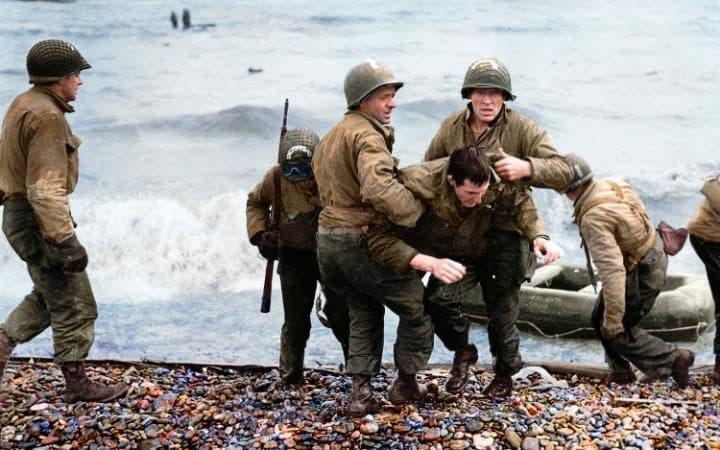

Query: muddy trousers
[[277, 247, 349, 382], [689, 234, 720, 354], [591, 237, 678, 377], [316, 233, 433, 376], [1, 200, 97, 364]]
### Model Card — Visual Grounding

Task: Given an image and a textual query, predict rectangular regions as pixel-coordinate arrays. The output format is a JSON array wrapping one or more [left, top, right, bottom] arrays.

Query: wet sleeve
[[514, 190, 548, 241], [366, 223, 419, 272], [519, 119, 574, 191], [246, 168, 275, 241], [582, 210, 626, 337], [25, 112, 75, 244], [423, 124, 451, 162], [357, 134, 423, 228]]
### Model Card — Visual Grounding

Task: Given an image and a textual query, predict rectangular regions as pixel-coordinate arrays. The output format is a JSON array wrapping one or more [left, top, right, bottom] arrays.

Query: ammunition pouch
[[278, 208, 319, 250], [701, 175, 720, 214]]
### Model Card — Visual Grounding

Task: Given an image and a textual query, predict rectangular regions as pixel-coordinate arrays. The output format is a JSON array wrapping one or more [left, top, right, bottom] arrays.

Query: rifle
[[261, 99, 289, 313]]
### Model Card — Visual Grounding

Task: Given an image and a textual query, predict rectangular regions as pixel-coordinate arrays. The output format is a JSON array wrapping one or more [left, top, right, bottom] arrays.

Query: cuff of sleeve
[[526, 157, 549, 185], [398, 248, 420, 272], [532, 234, 550, 241]]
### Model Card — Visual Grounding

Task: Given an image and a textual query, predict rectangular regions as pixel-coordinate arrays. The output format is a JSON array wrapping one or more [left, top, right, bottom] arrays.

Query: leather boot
[[61, 362, 129, 403], [601, 370, 636, 385], [713, 355, 720, 385], [671, 349, 695, 388], [446, 344, 478, 393], [483, 374, 513, 398], [0, 329, 16, 384], [347, 375, 380, 417], [388, 371, 428, 404]]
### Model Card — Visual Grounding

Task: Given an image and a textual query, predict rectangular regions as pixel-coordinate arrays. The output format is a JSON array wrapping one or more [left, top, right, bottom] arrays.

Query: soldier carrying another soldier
[[0, 40, 128, 402], [368, 145, 561, 395], [246, 128, 349, 385], [423, 57, 570, 396], [563, 154, 694, 387], [312, 60, 438, 417]]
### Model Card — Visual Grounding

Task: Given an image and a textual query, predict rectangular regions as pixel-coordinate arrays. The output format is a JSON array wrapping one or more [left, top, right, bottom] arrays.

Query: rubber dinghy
[[462, 265, 715, 342]]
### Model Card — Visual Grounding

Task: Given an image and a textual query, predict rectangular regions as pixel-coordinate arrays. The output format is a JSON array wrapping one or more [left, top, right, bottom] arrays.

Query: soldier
[[423, 57, 572, 396], [687, 174, 720, 384], [368, 145, 561, 395], [564, 154, 695, 387], [0, 40, 128, 402], [246, 128, 349, 385], [312, 60, 436, 417]]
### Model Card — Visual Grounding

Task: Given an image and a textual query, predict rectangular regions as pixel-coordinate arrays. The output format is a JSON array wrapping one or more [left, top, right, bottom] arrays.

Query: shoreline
[[1, 358, 718, 449]]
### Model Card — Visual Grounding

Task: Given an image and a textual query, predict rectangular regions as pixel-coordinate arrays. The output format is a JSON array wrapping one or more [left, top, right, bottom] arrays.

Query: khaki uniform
[[245, 167, 349, 382], [422, 104, 570, 375], [368, 158, 543, 374], [0, 86, 96, 364], [688, 198, 720, 354], [313, 111, 432, 376], [575, 178, 678, 377]]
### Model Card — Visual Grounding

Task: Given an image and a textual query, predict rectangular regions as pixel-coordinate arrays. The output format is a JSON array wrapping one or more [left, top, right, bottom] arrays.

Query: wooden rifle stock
[[261, 99, 289, 313]]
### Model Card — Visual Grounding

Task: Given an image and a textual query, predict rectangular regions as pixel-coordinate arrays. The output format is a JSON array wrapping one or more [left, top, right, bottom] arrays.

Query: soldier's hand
[[533, 237, 563, 264], [251, 230, 279, 261], [431, 258, 466, 284], [52, 235, 88, 272], [494, 148, 532, 181]]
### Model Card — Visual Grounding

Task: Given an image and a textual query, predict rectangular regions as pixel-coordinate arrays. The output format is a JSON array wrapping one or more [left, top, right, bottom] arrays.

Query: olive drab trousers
[[1, 199, 97, 363], [591, 236, 678, 377], [277, 246, 349, 383], [316, 232, 433, 376], [689, 235, 720, 354]]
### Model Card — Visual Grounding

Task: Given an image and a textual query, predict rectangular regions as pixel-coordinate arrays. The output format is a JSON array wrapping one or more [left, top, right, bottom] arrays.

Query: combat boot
[[348, 375, 380, 417], [483, 374, 513, 398], [714, 355, 720, 385], [671, 349, 695, 388], [61, 362, 129, 403], [0, 329, 16, 384], [388, 371, 428, 404], [446, 344, 478, 393]]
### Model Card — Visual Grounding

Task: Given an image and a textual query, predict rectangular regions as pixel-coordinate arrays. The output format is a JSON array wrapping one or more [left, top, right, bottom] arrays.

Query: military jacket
[[424, 104, 571, 235], [246, 166, 320, 250], [0, 86, 79, 244], [312, 111, 423, 229], [687, 198, 720, 243], [367, 158, 546, 272], [573, 178, 656, 337]]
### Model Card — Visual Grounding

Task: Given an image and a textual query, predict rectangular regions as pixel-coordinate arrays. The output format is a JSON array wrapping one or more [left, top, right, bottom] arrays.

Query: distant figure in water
[[170, 11, 178, 29], [182, 8, 191, 29]]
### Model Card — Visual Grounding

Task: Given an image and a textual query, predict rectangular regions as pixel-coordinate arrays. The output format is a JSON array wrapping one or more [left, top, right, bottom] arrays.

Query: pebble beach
[[0, 359, 718, 449]]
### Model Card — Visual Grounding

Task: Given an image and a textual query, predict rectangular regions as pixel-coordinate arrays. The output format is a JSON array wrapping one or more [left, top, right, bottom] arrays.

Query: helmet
[[280, 128, 320, 181], [344, 59, 403, 109], [26, 39, 91, 84], [461, 58, 515, 101], [565, 153, 593, 193]]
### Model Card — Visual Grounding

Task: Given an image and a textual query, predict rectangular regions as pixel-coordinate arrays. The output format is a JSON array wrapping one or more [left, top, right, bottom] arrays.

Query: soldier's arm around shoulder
[[356, 132, 423, 228], [514, 190, 548, 241], [423, 116, 455, 162], [25, 110, 74, 244], [246, 167, 276, 242], [581, 209, 626, 338], [516, 115, 573, 191]]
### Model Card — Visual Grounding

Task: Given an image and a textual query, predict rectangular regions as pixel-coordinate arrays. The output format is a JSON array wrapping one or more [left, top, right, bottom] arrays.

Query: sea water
[[0, 0, 717, 366]]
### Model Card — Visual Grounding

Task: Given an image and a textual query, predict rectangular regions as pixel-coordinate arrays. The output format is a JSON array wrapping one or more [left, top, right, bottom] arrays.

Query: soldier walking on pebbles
[[246, 128, 349, 385], [312, 60, 433, 416], [0, 40, 128, 402], [563, 154, 695, 387]]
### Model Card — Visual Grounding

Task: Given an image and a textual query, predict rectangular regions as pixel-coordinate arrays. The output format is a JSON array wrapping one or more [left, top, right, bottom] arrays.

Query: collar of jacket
[[572, 179, 599, 224], [31, 85, 75, 113], [345, 110, 395, 149], [460, 102, 508, 130]]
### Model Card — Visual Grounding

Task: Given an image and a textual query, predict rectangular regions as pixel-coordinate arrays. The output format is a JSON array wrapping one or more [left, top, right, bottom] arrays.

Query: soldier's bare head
[[447, 145, 491, 208]]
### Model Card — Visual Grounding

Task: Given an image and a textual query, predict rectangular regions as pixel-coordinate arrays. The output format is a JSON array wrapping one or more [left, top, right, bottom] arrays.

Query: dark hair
[[447, 145, 491, 186]]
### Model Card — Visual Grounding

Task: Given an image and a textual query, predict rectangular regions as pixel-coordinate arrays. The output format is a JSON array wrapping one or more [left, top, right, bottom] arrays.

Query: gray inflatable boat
[[462, 265, 715, 342]]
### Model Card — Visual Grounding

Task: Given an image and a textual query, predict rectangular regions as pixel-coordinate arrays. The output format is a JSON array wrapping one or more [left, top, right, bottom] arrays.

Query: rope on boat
[[464, 313, 709, 339]]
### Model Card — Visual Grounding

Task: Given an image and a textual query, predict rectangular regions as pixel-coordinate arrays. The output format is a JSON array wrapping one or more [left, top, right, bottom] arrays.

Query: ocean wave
[[308, 15, 375, 25]]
